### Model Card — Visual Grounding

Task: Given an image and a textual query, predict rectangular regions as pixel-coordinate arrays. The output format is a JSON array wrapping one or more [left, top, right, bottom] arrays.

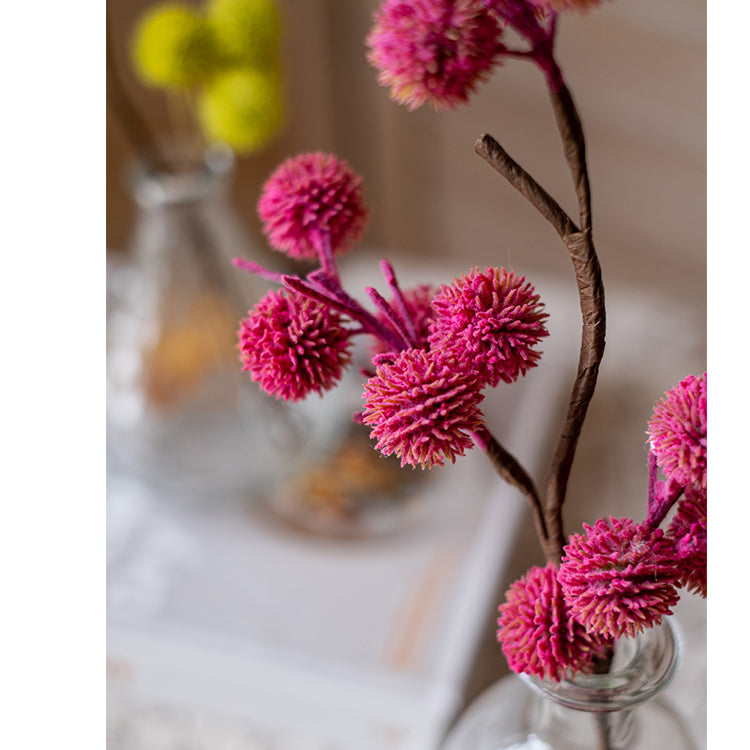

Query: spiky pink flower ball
[[428, 267, 548, 387], [559, 517, 682, 640], [497, 563, 612, 681], [366, 0, 504, 111], [238, 288, 352, 401], [361, 348, 484, 468], [648, 373, 707, 491], [371, 283, 436, 356], [257, 152, 370, 261], [669, 485, 707, 598]]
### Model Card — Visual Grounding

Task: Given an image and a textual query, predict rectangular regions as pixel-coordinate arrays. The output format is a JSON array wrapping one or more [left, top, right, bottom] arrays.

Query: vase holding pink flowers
[[441, 617, 690, 750], [228, 0, 704, 745]]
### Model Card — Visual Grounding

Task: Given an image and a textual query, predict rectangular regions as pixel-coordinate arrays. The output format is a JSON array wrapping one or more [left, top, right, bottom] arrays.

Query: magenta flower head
[[257, 152, 370, 261], [366, 0, 504, 111], [558, 517, 682, 640], [428, 266, 548, 387], [669, 485, 707, 598], [361, 347, 485, 469], [497, 563, 612, 681], [238, 288, 352, 401], [648, 373, 707, 491]]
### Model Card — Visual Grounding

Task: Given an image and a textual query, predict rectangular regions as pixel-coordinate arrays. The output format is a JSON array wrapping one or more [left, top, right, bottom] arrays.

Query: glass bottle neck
[[128, 143, 235, 210]]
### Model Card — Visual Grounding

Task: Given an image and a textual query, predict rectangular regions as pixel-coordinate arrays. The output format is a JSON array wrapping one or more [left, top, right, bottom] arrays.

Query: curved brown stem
[[472, 426, 561, 564], [474, 134, 578, 240], [550, 84, 592, 232]]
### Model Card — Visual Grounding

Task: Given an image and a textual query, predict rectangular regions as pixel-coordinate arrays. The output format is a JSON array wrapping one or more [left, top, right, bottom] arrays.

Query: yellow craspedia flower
[[132, 3, 218, 89], [206, 0, 281, 70], [197, 68, 284, 154]]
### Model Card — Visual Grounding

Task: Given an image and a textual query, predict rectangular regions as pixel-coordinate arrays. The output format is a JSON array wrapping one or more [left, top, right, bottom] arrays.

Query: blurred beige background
[[107, 0, 706, 308]]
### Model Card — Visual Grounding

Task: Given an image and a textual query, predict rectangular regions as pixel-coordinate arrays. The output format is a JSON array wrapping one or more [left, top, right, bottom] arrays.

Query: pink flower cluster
[[648, 373, 707, 492], [668, 484, 707, 598], [498, 372, 708, 681], [366, 0, 610, 110], [238, 289, 352, 402], [497, 563, 612, 681], [362, 348, 485, 468], [366, 0, 504, 111], [558, 517, 682, 639], [238, 153, 549, 469], [429, 267, 549, 387], [257, 152, 370, 261]]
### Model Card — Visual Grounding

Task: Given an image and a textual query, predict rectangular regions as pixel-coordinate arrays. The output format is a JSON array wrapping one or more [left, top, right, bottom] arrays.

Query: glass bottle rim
[[521, 616, 682, 713], [127, 141, 235, 208]]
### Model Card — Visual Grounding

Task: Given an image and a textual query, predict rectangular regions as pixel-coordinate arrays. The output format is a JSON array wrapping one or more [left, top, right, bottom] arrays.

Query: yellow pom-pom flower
[[197, 68, 284, 154], [132, 3, 218, 89], [206, 0, 281, 70]]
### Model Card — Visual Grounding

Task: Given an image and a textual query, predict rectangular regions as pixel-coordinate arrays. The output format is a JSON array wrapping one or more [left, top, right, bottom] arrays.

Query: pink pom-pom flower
[[428, 266, 548, 387], [497, 563, 612, 681], [558, 517, 682, 640], [238, 288, 352, 401], [361, 347, 484, 468], [648, 373, 707, 491], [257, 152, 370, 261], [669, 485, 707, 598], [366, 0, 504, 111]]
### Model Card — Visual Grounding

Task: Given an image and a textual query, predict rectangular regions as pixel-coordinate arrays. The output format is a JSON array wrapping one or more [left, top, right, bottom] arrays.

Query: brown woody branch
[[474, 85, 606, 564]]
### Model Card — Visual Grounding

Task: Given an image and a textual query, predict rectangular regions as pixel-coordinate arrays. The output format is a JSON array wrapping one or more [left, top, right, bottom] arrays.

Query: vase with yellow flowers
[[107, 0, 301, 499]]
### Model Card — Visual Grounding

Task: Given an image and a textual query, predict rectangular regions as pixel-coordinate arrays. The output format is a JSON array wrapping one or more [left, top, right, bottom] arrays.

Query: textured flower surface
[[669, 486, 707, 598], [238, 289, 351, 401], [361, 348, 484, 468], [648, 373, 707, 491], [428, 266, 548, 387], [559, 517, 682, 639], [371, 283, 436, 356], [497, 563, 612, 681], [366, 0, 504, 111], [257, 152, 370, 261]]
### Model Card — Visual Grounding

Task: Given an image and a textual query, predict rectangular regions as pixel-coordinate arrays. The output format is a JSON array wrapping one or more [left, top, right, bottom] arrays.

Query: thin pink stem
[[379, 259, 419, 344], [365, 287, 414, 349], [232, 257, 285, 283]]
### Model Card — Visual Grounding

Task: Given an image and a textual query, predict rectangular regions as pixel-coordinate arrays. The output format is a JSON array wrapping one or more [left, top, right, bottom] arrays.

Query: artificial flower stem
[[544, 227, 605, 517], [472, 425, 561, 564], [474, 134, 577, 238], [380, 259, 418, 343], [365, 287, 415, 349], [282, 275, 405, 352], [541, 74, 606, 545], [305, 270, 411, 351], [232, 257, 286, 283], [549, 83, 592, 231], [317, 232, 340, 283]]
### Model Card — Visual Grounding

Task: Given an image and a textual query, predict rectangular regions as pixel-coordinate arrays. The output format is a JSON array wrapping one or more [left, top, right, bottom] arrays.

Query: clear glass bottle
[[107, 144, 309, 500], [441, 617, 699, 750]]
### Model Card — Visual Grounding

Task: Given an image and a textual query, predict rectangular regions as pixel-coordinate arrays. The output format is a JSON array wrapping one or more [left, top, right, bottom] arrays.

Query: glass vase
[[107, 144, 308, 500], [441, 617, 699, 750]]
